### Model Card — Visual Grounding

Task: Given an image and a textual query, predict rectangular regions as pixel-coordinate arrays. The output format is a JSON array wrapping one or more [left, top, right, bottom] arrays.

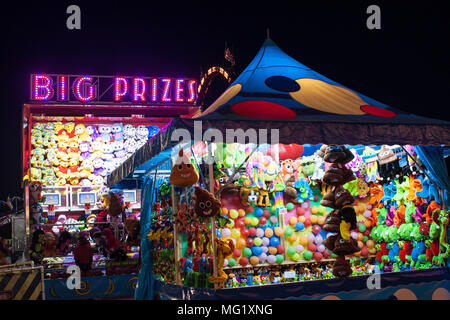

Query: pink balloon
[[262, 246, 269, 253], [351, 231, 358, 240], [307, 234, 315, 243], [262, 237, 270, 246], [270, 216, 278, 224], [314, 235, 323, 245], [267, 255, 277, 264], [366, 204, 372, 210], [296, 244, 304, 253], [363, 210, 372, 218], [259, 252, 267, 263], [256, 228, 264, 238], [301, 202, 309, 209], [317, 244, 325, 252]]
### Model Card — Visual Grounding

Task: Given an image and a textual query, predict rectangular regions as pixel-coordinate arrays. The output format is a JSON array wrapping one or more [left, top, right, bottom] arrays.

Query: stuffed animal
[[194, 187, 221, 218], [136, 125, 149, 140], [56, 231, 72, 256], [42, 232, 57, 257], [124, 138, 138, 154], [257, 189, 271, 207], [295, 178, 314, 203], [208, 238, 234, 289], [125, 219, 141, 247], [281, 159, 294, 182], [102, 143, 115, 161], [29, 229, 45, 264], [377, 145, 401, 182], [92, 158, 105, 176], [85, 125, 99, 141], [310, 153, 325, 181], [111, 123, 124, 141], [98, 124, 113, 143], [29, 181, 43, 205], [239, 186, 260, 207], [169, 149, 199, 187], [64, 122, 76, 141]]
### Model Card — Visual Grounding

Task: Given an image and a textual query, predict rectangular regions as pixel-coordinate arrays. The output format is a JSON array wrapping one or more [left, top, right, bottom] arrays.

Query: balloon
[[363, 229, 371, 236], [366, 204, 372, 210], [366, 240, 375, 249], [223, 259, 228, 267], [267, 255, 276, 264], [318, 206, 326, 214], [284, 227, 293, 237], [226, 220, 235, 228], [364, 220, 372, 228], [310, 215, 319, 224], [248, 227, 257, 237], [231, 228, 241, 239], [363, 210, 372, 218], [259, 217, 267, 225], [286, 203, 295, 211], [297, 207, 305, 216], [369, 247, 377, 255], [276, 245, 285, 254], [252, 246, 263, 256], [261, 246, 269, 253], [270, 216, 278, 224], [255, 208, 263, 217], [361, 246, 369, 257], [244, 217, 252, 225], [307, 243, 317, 252], [317, 216, 326, 225], [298, 216, 306, 223], [235, 219, 245, 229], [263, 209, 271, 218], [353, 251, 361, 257], [239, 257, 249, 266], [357, 241, 364, 249], [222, 228, 231, 237], [276, 254, 284, 263], [236, 238, 246, 249], [246, 206, 254, 214], [250, 256, 260, 265], [291, 252, 300, 261], [288, 234, 297, 243], [296, 244, 304, 253], [253, 237, 262, 246], [265, 228, 274, 238], [314, 235, 323, 245], [233, 248, 242, 258], [301, 202, 309, 209], [274, 227, 283, 237], [358, 223, 366, 232], [317, 244, 325, 252], [258, 252, 267, 263], [313, 252, 323, 261], [351, 231, 358, 240], [251, 217, 259, 226], [289, 216, 298, 225], [307, 233, 315, 243], [310, 206, 319, 214], [303, 250, 313, 260], [256, 228, 264, 238], [241, 228, 249, 237], [228, 258, 236, 267], [243, 247, 252, 257], [312, 225, 321, 234], [299, 236, 308, 246], [268, 247, 277, 255], [304, 219, 312, 227], [295, 222, 305, 231], [287, 246, 296, 255], [221, 208, 229, 215], [357, 233, 364, 241], [270, 237, 280, 247], [229, 209, 238, 219], [323, 250, 331, 258], [262, 237, 270, 246], [238, 209, 246, 217], [246, 238, 254, 247]]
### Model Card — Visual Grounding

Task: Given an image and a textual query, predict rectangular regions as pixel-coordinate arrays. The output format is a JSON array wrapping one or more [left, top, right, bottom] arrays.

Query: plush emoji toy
[[377, 145, 400, 182], [281, 159, 294, 182], [194, 187, 221, 218], [170, 149, 199, 187]]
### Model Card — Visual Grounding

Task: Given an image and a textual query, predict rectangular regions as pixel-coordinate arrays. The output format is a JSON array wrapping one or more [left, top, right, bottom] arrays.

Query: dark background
[[1, 1, 449, 200]]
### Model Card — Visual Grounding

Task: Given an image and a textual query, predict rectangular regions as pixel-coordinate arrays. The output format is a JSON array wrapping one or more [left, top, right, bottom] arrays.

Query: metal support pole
[[207, 143, 218, 289]]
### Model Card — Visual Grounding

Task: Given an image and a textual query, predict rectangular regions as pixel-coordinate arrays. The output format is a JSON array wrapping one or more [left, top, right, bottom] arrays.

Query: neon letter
[[58, 76, 68, 100], [133, 78, 146, 101], [175, 79, 184, 102], [187, 80, 197, 103], [74, 76, 96, 102], [33, 75, 53, 100], [114, 77, 128, 101], [161, 78, 172, 102]]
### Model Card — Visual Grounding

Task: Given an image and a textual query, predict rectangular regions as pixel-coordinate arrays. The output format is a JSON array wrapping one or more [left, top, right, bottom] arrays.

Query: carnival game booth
[[107, 40, 450, 300], [22, 74, 199, 299]]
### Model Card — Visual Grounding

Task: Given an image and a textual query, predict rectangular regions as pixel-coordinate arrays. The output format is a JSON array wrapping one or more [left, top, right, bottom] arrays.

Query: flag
[[224, 46, 235, 66]]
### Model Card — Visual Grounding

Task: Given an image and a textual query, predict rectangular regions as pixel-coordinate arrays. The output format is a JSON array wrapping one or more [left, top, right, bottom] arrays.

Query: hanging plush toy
[[377, 145, 401, 182], [281, 159, 295, 182], [170, 149, 199, 187], [42, 232, 57, 257], [29, 181, 43, 205], [239, 186, 259, 207], [194, 187, 221, 218], [208, 237, 235, 289]]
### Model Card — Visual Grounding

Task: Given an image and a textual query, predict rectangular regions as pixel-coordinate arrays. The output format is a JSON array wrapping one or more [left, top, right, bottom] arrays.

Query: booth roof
[[107, 39, 450, 187]]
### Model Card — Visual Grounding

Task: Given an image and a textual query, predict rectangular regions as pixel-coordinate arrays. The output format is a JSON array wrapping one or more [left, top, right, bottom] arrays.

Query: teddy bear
[[123, 124, 136, 139], [92, 175, 105, 185], [111, 123, 124, 141], [125, 219, 141, 247], [57, 140, 69, 159], [68, 158, 80, 183], [67, 140, 80, 161], [124, 138, 138, 154], [75, 123, 91, 142], [90, 139, 104, 154], [98, 124, 113, 143], [54, 159, 69, 178], [43, 232, 57, 257], [80, 159, 94, 178], [64, 122, 76, 140], [85, 125, 99, 142], [102, 143, 115, 161]]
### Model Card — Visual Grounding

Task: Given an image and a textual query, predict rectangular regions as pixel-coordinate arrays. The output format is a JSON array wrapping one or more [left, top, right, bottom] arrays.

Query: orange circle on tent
[[289, 217, 298, 225], [310, 215, 318, 224], [298, 216, 306, 223], [289, 234, 297, 243], [274, 227, 283, 237], [238, 209, 246, 217], [268, 246, 278, 255], [231, 100, 298, 120]]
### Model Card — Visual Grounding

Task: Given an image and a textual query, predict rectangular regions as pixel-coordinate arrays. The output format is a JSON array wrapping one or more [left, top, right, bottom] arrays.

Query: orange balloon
[[222, 208, 229, 215], [299, 236, 308, 246], [353, 251, 361, 257], [268, 246, 277, 255], [289, 216, 298, 225], [311, 206, 319, 214], [289, 234, 297, 243], [274, 227, 283, 237], [369, 247, 377, 254], [357, 233, 364, 241], [317, 216, 326, 225], [244, 217, 251, 225], [364, 220, 372, 228], [310, 215, 318, 224], [357, 240, 364, 249], [366, 240, 375, 249], [298, 216, 306, 223], [238, 209, 246, 217], [250, 256, 260, 265], [265, 228, 274, 238], [236, 238, 246, 249]]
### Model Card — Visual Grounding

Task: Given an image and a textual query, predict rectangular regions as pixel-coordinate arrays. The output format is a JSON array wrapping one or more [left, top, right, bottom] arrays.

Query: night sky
[[1, 1, 449, 199]]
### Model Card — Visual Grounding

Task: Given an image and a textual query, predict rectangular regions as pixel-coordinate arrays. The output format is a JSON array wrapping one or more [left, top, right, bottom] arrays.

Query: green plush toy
[[411, 223, 422, 241], [429, 222, 440, 240], [387, 225, 400, 242], [405, 203, 416, 224], [393, 177, 410, 203], [377, 207, 388, 226], [343, 179, 358, 197]]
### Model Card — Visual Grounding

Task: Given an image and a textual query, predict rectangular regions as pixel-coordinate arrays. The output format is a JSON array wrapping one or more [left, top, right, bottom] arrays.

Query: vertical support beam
[[24, 182, 30, 259], [207, 143, 218, 289], [170, 157, 182, 285]]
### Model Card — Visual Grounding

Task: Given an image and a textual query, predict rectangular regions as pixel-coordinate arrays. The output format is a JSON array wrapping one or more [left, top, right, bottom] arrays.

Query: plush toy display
[[170, 149, 199, 187]]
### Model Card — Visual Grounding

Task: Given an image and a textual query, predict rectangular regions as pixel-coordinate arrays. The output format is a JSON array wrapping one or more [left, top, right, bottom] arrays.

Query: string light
[[33, 75, 53, 100], [175, 79, 184, 102], [114, 77, 128, 101], [161, 78, 172, 102], [151, 78, 158, 102], [74, 76, 96, 102], [133, 77, 146, 101], [187, 79, 197, 103]]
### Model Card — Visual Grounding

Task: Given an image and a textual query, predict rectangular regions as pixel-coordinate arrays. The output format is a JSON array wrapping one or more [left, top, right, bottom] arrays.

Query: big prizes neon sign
[[31, 74, 197, 104]]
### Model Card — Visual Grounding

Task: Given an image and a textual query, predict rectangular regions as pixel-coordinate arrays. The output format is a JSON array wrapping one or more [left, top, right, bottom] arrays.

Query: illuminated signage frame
[[30, 74, 198, 105]]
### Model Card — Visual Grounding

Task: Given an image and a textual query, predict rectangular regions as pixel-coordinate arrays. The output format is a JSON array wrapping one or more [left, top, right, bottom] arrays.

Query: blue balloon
[[255, 208, 264, 217], [252, 246, 263, 256], [270, 237, 280, 247], [295, 222, 304, 231]]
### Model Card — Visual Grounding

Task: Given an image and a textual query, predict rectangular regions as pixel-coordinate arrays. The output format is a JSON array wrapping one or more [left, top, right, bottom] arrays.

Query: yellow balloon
[[298, 216, 306, 223], [221, 208, 229, 215], [230, 209, 239, 219], [289, 216, 298, 226], [317, 216, 325, 225], [311, 206, 319, 214], [310, 215, 318, 223], [231, 228, 241, 239], [274, 227, 283, 237]]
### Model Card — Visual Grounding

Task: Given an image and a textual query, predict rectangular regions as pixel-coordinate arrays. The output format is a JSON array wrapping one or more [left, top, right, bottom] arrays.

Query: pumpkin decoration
[[169, 149, 199, 187]]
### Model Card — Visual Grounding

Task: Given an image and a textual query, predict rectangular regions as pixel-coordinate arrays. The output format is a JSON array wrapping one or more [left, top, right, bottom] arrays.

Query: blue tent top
[[199, 39, 448, 125]]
